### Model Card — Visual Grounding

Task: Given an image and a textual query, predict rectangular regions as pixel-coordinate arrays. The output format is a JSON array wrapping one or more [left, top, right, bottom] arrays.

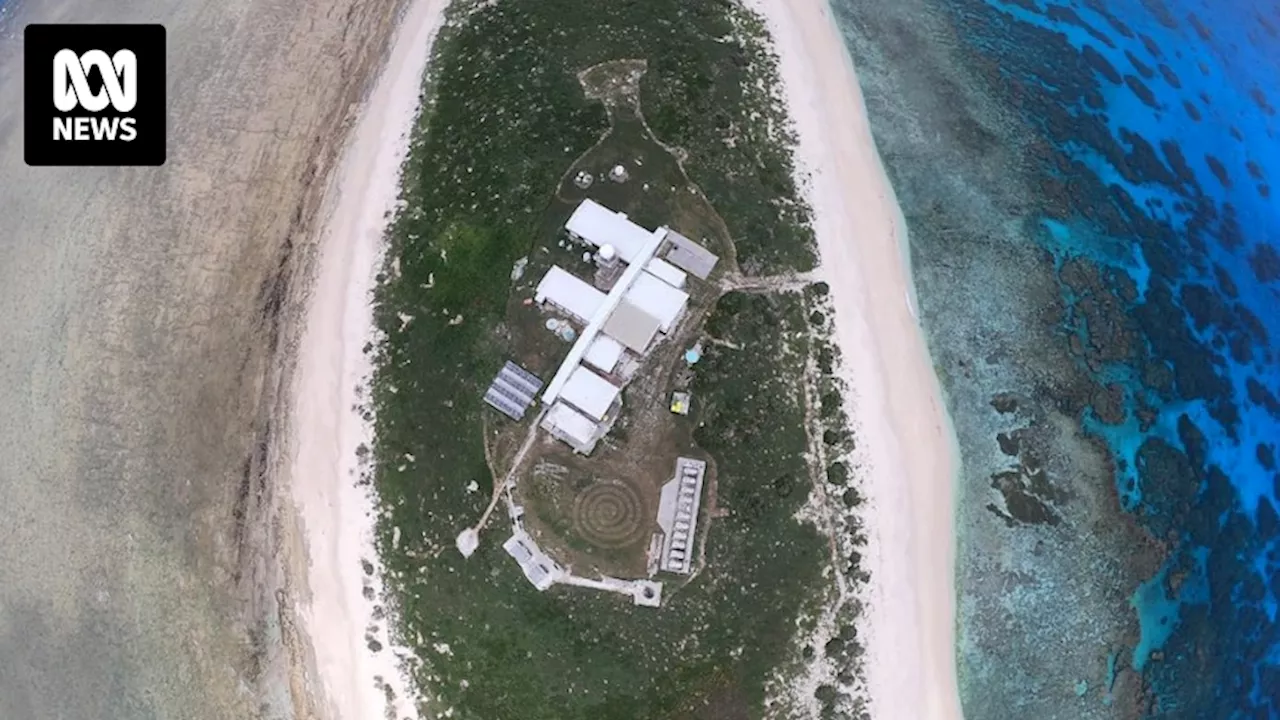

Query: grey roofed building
[[483, 361, 544, 420], [660, 230, 719, 280], [602, 298, 662, 354]]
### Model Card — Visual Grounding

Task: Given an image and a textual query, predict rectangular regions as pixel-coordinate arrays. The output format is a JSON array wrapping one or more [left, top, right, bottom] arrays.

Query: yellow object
[[670, 392, 690, 415]]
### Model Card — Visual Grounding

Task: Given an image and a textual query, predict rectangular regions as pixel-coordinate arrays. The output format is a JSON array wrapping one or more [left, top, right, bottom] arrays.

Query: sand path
[[748, 0, 965, 717]]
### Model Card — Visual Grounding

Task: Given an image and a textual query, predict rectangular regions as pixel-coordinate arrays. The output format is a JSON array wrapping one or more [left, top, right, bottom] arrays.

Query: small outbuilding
[[670, 391, 691, 415], [502, 530, 561, 591], [661, 230, 719, 279]]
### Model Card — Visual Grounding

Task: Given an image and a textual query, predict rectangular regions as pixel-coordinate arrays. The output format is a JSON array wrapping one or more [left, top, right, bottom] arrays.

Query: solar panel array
[[483, 361, 544, 420]]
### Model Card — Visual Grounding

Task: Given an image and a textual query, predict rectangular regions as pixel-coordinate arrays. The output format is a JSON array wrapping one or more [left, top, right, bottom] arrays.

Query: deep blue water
[[829, 0, 1277, 715], [941, 0, 1280, 714], [953, 0, 1278, 713]]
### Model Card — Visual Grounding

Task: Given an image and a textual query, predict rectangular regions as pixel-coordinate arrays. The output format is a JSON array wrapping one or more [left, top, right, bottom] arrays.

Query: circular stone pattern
[[572, 480, 645, 548]]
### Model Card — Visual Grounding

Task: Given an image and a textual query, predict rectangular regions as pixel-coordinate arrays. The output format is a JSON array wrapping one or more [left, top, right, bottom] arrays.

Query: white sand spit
[[284, 0, 448, 718], [747, 0, 965, 718]]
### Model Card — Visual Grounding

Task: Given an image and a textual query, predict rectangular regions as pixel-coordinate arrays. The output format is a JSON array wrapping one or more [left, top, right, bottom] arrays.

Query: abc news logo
[[25, 24, 166, 166]]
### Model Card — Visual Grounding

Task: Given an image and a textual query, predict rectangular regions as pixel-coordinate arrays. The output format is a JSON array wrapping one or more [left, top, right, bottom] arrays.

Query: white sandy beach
[[749, 0, 965, 717], [283, 0, 447, 717]]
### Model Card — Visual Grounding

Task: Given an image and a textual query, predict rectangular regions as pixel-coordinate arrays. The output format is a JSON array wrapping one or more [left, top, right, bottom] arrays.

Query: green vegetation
[[369, 1, 845, 717]]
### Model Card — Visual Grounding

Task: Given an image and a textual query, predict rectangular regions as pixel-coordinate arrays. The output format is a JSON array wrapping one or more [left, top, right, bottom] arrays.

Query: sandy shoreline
[[748, 0, 965, 717], [282, 0, 447, 717]]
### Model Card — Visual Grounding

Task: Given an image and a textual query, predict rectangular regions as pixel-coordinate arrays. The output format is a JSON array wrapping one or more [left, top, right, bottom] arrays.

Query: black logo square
[[24, 24, 166, 167]]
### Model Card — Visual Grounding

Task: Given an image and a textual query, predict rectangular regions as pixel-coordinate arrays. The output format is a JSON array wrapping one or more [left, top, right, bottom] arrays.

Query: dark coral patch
[[1082, 44, 1122, 84], [1141, 0, 1179, 29], [1237, 304, 1269, 346], [1092, 382, 1127, 424], [1204, 154, 1232, 189], [1217, 205, 1244, 253], [1125, 75, 1159, 108], [1046, 5, 1115, 48], [1212, 264, 1238, 299], [1187, 13, 1213, 41], [1180, 282, 1228, 331], [1260, 184, 1271, 199], [1257, 497, 1279, 538], [1136, 436, 1202, 539], [1104, 15, 1135, 39], [1125, 49, 1155, 79], [1230, 126, 1244, 141], [1247, 377, 1280, 418], [1138, 33, 1163, 57], [997, 431, 1021, 456], [1082, 0, 1135, 40], [1258, 443, 1276, 471], [1260, 13, 1277, 39], [1249, 244, 1280, 283], [1250, 87, 1276, 115], [1157, 64, 1181, 89], [991, 393, 1020, 414], [988, 463, 1064, 526], [1228, 332, 1253, 365], [1136, 282, 1231, 404], [1182, 100, 1202, 121], [1246, 160, 1265, 181], [1119, 128, 1177, 186], [1160, 140, 1196, 185]]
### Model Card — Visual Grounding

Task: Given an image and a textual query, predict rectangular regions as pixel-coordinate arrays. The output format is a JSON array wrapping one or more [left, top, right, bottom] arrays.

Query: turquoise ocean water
[[829, 0, 1277, 717]]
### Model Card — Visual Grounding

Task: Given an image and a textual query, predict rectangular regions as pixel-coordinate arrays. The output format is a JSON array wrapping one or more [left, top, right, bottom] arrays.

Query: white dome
[[599, 244, 617, 260]]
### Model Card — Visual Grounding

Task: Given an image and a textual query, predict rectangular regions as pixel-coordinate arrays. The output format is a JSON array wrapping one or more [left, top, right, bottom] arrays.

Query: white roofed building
[[502, 530, 562, 591], [645, 257, 687, 289], [524, 200, 709, 455], [625, 271, 689, 333], [565, 199, 664, 264], [540, 402, 604, 455], [583, 335, 625, 374], [535, 266, 605, 324], [559, 365, 621, 421]]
